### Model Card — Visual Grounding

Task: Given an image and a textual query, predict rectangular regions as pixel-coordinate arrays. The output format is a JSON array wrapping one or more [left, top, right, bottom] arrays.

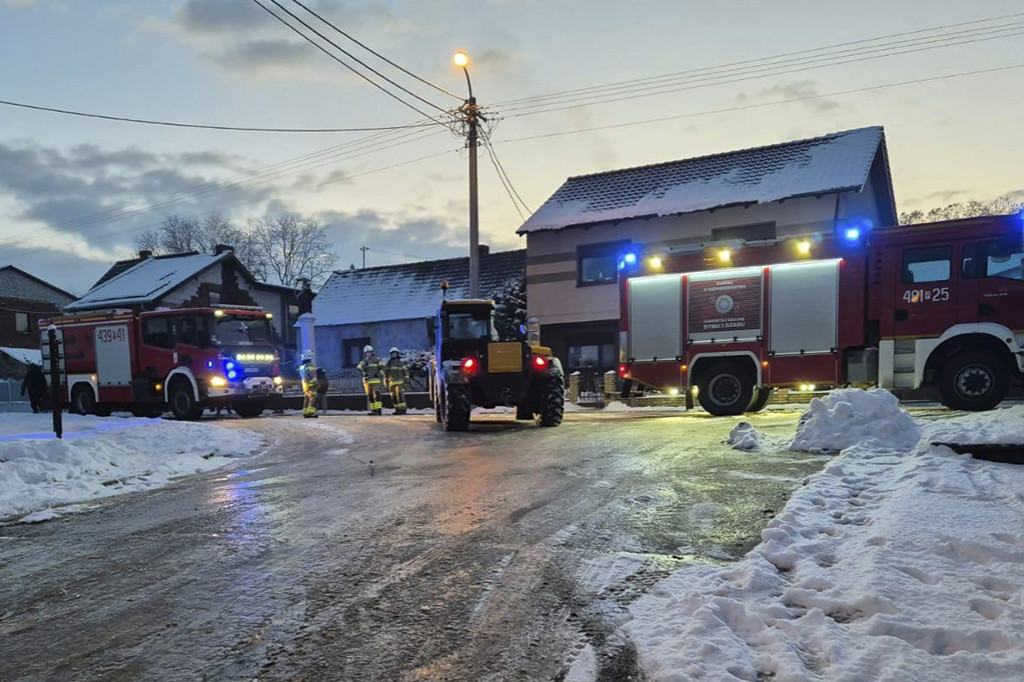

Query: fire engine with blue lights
[[617, 214, 1024, 415], [40, 306, 284, 419]]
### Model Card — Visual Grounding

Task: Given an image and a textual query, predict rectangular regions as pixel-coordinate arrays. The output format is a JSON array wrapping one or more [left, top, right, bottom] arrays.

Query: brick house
[[1, 265, 77, 377]]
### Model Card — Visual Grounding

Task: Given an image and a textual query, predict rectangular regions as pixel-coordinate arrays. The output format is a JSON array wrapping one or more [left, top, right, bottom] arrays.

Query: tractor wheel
[[746, 387, 772, 413], [697, 362, 754, 417], [442, 384, 471, 432], [515, 403, 533, 420], [169, 380, 203, 421], [433, 378, 443, 423], [71, 384, 96, 416], [937, 351, 1010, 412], [535, 379, 565, 427], [234, 400, 265, 419]]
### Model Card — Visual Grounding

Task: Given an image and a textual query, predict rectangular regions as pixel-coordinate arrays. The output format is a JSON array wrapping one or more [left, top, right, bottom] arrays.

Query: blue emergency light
[[844, 227, 861, 242]]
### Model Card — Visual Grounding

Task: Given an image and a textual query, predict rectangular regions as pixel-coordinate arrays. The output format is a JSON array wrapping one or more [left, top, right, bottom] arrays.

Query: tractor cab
[[433, 299, 500, 361]]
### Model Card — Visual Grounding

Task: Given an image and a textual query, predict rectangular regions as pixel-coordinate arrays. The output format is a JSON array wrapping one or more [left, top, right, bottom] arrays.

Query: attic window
[[15, 312, 30, 334]]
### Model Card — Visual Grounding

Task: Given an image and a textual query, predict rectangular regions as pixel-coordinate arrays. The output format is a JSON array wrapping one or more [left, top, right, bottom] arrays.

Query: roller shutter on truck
[[628, 274, 683, 362], [768, 260, 840, 355]]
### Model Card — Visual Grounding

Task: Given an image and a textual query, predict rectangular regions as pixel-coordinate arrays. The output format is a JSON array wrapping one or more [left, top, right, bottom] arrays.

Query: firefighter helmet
[[363, 344, 374, 354], [389, 346, 400, 355], [302, 350, 315, 362]]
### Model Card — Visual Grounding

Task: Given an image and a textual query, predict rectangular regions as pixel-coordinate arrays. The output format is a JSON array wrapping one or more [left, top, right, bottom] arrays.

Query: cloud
[[174, 0, 268, 34], [317, 208, 468, 268], [751, 80, 841, 112], [207, 39, 316, 74]]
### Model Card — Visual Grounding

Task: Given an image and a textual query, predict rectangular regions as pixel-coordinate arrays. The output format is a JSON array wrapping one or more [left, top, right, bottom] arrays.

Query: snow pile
[[791, 388, 920, 453], [0, 414, 261, 521], [627, 397, 1024, 682], [923, 405, 1024, 445], [727, 421, 766, 451]]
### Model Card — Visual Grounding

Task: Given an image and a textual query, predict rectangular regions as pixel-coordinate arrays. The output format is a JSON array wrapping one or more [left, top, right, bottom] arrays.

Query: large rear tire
[[71, 384, 95, 416], [746, 387, 772, 413], [937, 351, 1009, 412], [442, 384, 471, 432], [535, 379, 565, 427], [170, 380, 203, 421], [697, 362, 754, 416]]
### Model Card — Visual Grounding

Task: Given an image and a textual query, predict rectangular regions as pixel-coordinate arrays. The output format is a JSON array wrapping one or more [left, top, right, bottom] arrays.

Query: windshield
[[447, 311, 496, 341], [211, 316, 274, 347]]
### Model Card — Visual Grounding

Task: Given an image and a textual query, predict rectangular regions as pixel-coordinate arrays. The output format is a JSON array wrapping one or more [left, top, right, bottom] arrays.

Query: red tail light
[[461, 357, 477, 373], [618, 363, 628, 377], [533, 355, 549, 370]]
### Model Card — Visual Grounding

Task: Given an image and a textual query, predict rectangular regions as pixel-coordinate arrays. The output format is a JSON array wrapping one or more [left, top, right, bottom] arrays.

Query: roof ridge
[[329, 248, 527, 276], [565, 126, 883, 182]]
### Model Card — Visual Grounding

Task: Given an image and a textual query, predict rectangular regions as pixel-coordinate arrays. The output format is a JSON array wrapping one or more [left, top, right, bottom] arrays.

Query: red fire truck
[[40, 306, 284, 420], [618, 213, 1024, 415]]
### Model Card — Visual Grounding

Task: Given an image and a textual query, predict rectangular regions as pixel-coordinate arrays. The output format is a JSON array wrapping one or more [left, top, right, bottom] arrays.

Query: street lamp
[[453, 50, 480, 298]]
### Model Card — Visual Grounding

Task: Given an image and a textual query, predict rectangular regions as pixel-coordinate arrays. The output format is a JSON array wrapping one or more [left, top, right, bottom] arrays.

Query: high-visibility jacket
[[357, 357, 386, 383], [385, 357, 409, 385], [301, 363, 319, 392]]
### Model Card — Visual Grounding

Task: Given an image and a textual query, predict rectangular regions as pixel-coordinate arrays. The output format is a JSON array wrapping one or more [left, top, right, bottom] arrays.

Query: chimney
[[214, 244, 234, 255], [138, 250, 152, 259], [478, 244, 490, 258]]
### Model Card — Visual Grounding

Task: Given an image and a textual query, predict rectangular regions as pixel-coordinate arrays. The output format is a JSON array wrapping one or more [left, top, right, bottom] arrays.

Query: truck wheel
[[697, 362, 754, 416], [747, 387, 772, 413], [515, 403, 533, 420], [169, 380, 202, 421], [937, 351, 1010, 412], [535, 379, 565, 427], [71, 384, 95, 416], [443, 385, 471, 432], [234, 400, 265, 419]]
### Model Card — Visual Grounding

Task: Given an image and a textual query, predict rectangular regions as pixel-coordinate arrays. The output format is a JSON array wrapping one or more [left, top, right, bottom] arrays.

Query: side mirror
[[425, 316, 436, 342]]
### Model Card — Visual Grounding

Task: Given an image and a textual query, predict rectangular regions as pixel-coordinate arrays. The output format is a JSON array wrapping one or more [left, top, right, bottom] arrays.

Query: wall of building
[[0, 298, 64, 350], [315, 318, 430, 374], [525, 194, 842, 328]]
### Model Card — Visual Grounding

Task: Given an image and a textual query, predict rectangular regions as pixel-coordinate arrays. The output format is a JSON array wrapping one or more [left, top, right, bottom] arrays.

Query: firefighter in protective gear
[[300, 353, 319, 418], [356, 345, 385, 415], [385, 347, 409, 415]]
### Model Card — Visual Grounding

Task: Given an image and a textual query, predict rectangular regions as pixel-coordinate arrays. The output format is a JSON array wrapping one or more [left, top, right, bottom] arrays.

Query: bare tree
[[135, 214, 268, 279], [250, 215, 337, 287], [900, 192, 1024, 225]]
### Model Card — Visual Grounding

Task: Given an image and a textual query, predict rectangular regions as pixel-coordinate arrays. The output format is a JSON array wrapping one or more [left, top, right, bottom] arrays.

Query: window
[[577, 242, 627, 286], [566, 332, 617, 372], [711, 222, 777, 242], [344, 337, 371, 367], [447, 312, 495, 340], [15, 312, 30, 334], [963, 241, 1024, 281], [178, 316, 207, 347], [143, 317, 173, 348], [902, 246, 951, 284]]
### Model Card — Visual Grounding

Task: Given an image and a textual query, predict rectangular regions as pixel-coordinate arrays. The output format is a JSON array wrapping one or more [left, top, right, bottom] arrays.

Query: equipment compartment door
[[769, 260, 840, 355], [95, 324, 132, 387], [628, 274, 683, 362]]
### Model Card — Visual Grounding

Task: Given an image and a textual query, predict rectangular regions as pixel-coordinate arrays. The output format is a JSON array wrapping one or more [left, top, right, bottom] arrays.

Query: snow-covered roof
[[0, 266, 76, 305], [314, 250, 525, 326], [518, 127, 888, 234], [67, 252, 232, 311], [1, 347, 42, 366]]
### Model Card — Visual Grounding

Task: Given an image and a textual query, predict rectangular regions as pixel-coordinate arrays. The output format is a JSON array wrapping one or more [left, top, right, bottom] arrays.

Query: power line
[[496, 24, 1024, 117], [252, 0, 453, 125], [288, 0, 461, 101], [0, 127, 448, 249], [480, 125, 530, 218], [493, 11, 1024, 108], [0, 97, 440, 132], [3, 147, 461, 258], [493, 63, 1024, 146], [482, 141, 525, 221]]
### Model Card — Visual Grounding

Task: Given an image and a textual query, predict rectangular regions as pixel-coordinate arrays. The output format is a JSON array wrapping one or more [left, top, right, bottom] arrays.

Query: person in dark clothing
[[20, 363, 47, 414], [315, 367, 329, 413]]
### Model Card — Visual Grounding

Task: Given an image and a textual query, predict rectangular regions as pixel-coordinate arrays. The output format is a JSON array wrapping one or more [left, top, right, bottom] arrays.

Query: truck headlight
[[273, 376, 283, 386], [210, 376, 227, 387]]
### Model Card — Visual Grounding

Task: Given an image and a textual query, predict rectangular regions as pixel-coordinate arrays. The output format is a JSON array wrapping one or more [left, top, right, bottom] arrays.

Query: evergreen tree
[[492, 274, 527, 340]]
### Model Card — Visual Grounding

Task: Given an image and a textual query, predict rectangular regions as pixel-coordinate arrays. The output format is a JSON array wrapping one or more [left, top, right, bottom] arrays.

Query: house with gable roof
[[516, 126, 898, 376], [313, 247, 525, 374], [0, 265, 77, 378], [67, 247, 302, 349]]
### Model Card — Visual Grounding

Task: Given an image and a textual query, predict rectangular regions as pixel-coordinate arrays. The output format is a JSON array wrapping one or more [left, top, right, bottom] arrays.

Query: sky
[[0, 0, 1021, 295]]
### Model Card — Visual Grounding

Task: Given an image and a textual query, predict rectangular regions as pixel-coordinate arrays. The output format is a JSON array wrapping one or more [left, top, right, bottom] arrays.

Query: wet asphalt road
[[0, 409, 825, 682]]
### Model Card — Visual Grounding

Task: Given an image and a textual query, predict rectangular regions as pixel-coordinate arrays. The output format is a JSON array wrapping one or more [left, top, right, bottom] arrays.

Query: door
[[959, 238, 1024, 330], [140, 316, 177, 382], [892, 244, 958, 339]]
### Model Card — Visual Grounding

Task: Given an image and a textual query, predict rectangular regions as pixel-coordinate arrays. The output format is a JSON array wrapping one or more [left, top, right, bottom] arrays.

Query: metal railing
[[0, 380, 31, 411]]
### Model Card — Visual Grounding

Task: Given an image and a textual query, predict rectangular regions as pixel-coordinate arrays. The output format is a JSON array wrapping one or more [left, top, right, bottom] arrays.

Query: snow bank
[[727, 421, 766, 451], [0, 414, 261, 521], [627, 395, 1024, 682], [791, 388, 920, 453]]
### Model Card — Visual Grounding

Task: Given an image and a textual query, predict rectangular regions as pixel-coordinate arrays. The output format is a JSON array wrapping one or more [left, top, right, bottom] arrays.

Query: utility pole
[[360, 245, 370, 269], [454, 51, 481, 298]]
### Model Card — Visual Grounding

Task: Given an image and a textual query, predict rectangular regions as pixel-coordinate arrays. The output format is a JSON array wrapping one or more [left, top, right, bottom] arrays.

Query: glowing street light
[[453, 50, 470, 68]]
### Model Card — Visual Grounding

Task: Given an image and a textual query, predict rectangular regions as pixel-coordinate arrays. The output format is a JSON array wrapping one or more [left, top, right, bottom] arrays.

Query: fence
[[0, 380, 30, 411], [321, 369, 429, 394]]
